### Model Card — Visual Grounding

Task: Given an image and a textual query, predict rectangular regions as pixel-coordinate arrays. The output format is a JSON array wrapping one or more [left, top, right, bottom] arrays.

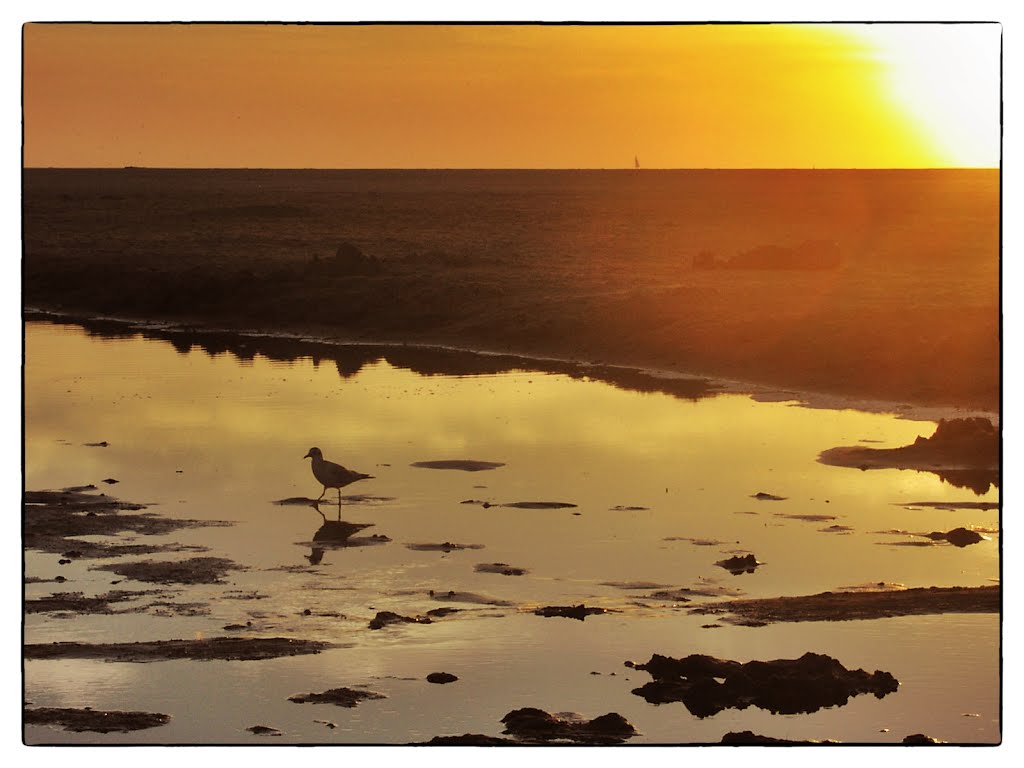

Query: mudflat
[[21, 168, 999, 410]]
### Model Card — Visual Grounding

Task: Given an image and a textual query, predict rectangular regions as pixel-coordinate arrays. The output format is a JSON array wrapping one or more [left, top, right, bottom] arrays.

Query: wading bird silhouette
[[303, 447, 373, 504]]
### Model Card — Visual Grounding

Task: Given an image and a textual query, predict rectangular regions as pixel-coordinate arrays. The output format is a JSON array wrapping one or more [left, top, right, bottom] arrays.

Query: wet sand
[[689, 585, 1000, 626], [22, 318, 1001, 745]]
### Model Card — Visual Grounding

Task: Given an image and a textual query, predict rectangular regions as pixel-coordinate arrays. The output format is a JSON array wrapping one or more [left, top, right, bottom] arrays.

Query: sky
[[21, 21, 1001, 169]]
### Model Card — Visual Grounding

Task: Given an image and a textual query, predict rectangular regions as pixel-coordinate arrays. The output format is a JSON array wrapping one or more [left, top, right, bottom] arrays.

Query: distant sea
[[22, 167, 998, 272]]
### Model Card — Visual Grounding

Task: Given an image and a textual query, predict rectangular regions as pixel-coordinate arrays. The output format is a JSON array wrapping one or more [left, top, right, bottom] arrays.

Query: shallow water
[[22, 321, 1000, 744]]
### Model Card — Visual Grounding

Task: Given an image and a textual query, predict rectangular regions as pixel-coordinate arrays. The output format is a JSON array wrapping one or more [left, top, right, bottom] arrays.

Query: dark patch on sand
[[721, 731, 841, 745], [24, 488, 231, 559], [534, 604, 607, 620], [751, 492, 787, 501], [820, 524, 854, 533], [474, 562, 528, 576], [425, 607, 463, 618], [642, 590, 692, 604], [411, 460, 505, 472], [83, 441, 109, 447], [289, 687, 385, 707], [25, 707, 171, 733], [427, 590, 515, 607], [903, 734, 946, 745], [819, 418, 999, 494], [837, 581, 907, 592], [874, 527, 991, 548], [24, 636, 332, 662], [775, 513, 838, 523], [502, 501, 577, 509], [601, 580, 673, 590], [716, 554, 762, 575], [368, 611, 432, 630], [900, 500, 998, 511], [274, 494, 396, 506], [647, 584, 745, 600], [630, 651, 898, 716], [916, 528, 989, 547], [25, 589, 165, 615], [500, 708, 636, 744], [426, 672, 458, 684], [664, 536, 727, 546], [247, 725, 282, 736], [610, 505, 649, 511], [689, 585, 999, 625], [406, 542, 485, 552], [415, 734, 517, 745], [462, 499, 577, 510], [94, 556, 242, 585]]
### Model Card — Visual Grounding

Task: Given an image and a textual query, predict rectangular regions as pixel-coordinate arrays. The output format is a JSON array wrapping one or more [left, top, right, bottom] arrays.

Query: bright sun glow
[[839, 24, 1000, 167]]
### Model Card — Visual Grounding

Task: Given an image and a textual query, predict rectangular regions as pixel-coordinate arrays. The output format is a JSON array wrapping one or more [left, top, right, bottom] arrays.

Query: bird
[[303, 447, 373, 504]]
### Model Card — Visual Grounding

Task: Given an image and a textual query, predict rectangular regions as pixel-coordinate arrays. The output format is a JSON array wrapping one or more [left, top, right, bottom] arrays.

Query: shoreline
[[24, 306, 999, 424]]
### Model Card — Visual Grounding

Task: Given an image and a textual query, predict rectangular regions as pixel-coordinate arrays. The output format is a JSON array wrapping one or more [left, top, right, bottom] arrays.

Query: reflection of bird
[[304, 500, 375, 565], [303, 447, 372, 503]]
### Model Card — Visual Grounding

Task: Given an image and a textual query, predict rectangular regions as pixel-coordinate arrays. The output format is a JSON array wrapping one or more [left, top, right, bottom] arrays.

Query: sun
[[836, 24, 1000, 167]]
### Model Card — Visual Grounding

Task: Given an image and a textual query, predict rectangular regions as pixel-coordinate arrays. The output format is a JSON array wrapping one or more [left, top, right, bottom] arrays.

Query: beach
[[22, 168, 1000, 412]]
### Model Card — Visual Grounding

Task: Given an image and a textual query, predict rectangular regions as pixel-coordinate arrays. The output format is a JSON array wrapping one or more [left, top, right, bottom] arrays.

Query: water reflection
[[935, 469, 999, 496], [32, 312, 717, 401], [275, 498, 389, 564], [23, 320, 1001, 744]]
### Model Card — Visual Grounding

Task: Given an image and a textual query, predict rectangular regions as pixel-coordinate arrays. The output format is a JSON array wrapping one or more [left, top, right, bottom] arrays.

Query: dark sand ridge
[[688, 585, 1000, 626], [23, 168, 998, 412]]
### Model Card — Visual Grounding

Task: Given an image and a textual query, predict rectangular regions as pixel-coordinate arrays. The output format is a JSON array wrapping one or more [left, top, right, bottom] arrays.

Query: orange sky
[[21, 23, 1000, 169]]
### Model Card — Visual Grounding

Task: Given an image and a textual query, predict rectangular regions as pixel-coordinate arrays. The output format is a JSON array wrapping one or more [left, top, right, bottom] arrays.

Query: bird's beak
[[303, 451, 312, 459]]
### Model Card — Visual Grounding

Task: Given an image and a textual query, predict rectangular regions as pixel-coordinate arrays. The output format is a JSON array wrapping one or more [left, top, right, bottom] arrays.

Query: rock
[[818, 418, 999, 493], [246, 725, 281, 736], [416, 733, 516, 745], [368, 610, 432, 630], [426, 672, 458, 684], [903, 733, 944, 745], [412, 460, 505, 471], [319, 241, 382, 275], [24, 707, 171, 733], [534, 604, 606, 620], [425, 607, 462, 618], [288, 687, 385, 707], [630, 651, 899, 717], [929, 527, 986, 548], [751, 492, 786, 501], [715, 553, 761, 574], [24, 636, 331, 662], [474, 562, 528, 576], [500, 708, 636, 744], [721, 730, 840, 745], [688, 585, 1000, 625]]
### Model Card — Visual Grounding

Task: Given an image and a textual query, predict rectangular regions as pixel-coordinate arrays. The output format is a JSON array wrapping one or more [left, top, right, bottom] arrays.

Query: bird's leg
[[317, 486, 326, 502], [311, 501, 327, 523], [335, 493, 343, 521]]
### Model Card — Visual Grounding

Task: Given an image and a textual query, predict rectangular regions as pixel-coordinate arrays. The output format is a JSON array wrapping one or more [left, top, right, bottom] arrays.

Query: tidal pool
[[22, 320, 1000, 744]]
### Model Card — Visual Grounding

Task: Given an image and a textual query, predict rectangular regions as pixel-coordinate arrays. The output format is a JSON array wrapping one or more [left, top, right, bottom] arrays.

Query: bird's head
[[304, 447, 322, 460]]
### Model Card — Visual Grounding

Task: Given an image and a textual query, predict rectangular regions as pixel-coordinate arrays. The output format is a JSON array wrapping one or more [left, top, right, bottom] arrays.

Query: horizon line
[[22, 165, 1000, 172]]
